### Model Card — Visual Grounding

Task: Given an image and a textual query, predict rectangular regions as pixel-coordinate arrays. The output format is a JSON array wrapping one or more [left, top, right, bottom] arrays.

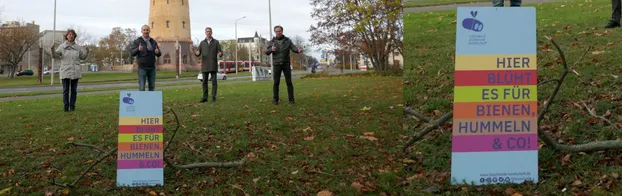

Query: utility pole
[[268, 0, 274, 77], [235, 16, 246, 75], [51, 0, 57, 85]]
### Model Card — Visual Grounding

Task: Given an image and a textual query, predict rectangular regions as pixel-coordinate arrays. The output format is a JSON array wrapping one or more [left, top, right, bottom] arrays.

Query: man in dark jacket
[[194, 27, 223, 103], [265, 25, 302, 105], [130, 25, 162, 91]]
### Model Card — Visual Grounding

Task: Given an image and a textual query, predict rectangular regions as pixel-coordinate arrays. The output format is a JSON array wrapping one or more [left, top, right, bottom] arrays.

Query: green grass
[[404, 0, 622, 194], [0, 76, 403, 195], [404, 0, 489, 7], [0, 71, 253, 88]]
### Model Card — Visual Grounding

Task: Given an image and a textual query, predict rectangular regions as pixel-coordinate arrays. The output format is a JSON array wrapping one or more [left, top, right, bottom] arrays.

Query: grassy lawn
[[404, 0, 622, 194], [404, 0, 489, 7], [0, 76, 403, 195], [0, 71, 253, 88]]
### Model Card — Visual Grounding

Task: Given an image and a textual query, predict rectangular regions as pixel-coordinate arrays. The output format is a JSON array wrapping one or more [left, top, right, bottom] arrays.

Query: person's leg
[[70, 79, 79, 111], [283, 65, 294, 103], [510, 0, 521, 7], [147, 68, 156, 91], [607, 0, 622, 28], [62, 78, 69, 112], [210, 72, 218, 102], [201, 72, 209, 102], [492, 0, 504, 7], [272, 65, 283, 104], [137, 68, 146, 91]]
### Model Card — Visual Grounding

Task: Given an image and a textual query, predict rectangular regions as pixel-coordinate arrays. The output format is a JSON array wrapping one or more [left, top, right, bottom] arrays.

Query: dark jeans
[[138, 68, 156, 91], [272, 65, 294, 101], [492, 0, 521, 7], [612, 0, 622, 23], [202, 72, 217, 100], [62, 78, 79, 110]]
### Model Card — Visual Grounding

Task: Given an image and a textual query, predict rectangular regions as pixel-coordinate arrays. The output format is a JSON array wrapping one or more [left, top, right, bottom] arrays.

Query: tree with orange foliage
[[308, 0, 402, 71]]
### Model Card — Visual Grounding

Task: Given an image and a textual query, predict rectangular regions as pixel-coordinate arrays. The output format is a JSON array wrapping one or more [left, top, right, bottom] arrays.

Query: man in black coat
[[194, 27, 223, 103], [130, 25, 162, 91], [265, 25, 302, 105]]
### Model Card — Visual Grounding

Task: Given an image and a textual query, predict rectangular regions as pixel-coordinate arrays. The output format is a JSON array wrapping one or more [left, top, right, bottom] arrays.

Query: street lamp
[[51, 0, 57, 85], [235, 16, 246, 75]]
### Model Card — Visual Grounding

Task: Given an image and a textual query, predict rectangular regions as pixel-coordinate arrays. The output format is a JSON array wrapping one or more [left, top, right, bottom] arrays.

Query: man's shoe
[[289, 100, 295, 104], [70, 106, 75, 112], [200, 99, 208, 103], [273, 100, 279, 105], [605, 20, 620, 28], [212, 97, 216, 103]]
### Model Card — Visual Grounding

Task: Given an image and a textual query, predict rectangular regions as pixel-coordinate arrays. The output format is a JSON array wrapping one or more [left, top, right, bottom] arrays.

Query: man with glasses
[[265, 25, 302, 105]]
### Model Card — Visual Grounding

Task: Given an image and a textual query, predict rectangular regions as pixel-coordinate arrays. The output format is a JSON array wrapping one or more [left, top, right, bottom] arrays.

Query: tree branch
[[403, 110, 453, 153], [52, 147, 118, 188], [403, 107, 430, 122], [65, 141, 104, 153]]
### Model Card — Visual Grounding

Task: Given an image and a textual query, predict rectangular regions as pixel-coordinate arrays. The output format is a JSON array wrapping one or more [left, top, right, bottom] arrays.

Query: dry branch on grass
[[51, 108, 247, 189], [403, 36, 622, 153]]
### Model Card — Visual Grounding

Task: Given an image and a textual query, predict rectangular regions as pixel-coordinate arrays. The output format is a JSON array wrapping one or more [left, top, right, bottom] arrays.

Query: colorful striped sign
[[116, 91, 164, 187], [451, 7, 538, 185]]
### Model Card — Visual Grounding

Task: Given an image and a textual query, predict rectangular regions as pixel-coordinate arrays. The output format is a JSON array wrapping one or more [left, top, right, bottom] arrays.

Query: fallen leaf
[[422, 186, 440, 193], [149, 191, 157, 196], [592, 51, 605, 55], [285, 117, 294, 121], [0, 187, 12, 194], [360, 106, 371, 111], [359, 136, 378, 141], [402, 159, 416, 163], [253, 177, 260, 184], [291, 170, 299, 175], [363, 132, 375, 136], [244, 105, 249, 109], [512, 193, 524, 196], [571, 180, 583, 186], [304, 136, 315, 141], [317, 190, 333, 196], [433, 110, 441, 116], [604, 110, 612, 118], [45, 192, 53, 196], [351, 182, 367, 192], [613, 173, 620, 179], [87, 160, 94, 163], [505, 187, 517, 195], [303, 127, 313, 132], [62, 189, 70, 195]]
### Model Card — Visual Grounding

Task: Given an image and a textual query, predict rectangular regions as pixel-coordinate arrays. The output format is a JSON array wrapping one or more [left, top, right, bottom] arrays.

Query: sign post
[[117, 91, 164, 187], [451, 7, 538, 185]]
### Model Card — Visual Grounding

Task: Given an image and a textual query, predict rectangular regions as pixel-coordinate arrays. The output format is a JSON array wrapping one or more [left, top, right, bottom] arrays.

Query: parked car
[[16, 70, 34, 76], [43, 70, 60, 75], [197, 72, 227, 82]]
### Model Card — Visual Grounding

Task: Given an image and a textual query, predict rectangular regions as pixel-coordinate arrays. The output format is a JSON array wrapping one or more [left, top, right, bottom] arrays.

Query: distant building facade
[[0, 21, 41, 73]]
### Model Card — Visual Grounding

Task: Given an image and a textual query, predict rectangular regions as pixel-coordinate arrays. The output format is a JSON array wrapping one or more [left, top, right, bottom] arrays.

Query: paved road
[[0, 69, 363, 102], [0, 70, 306, 94], [404, 0, 562, 13]]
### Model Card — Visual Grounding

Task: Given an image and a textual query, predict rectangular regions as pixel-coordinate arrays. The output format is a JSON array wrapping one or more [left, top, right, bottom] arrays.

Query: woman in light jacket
[[51, 29, 89, 112]]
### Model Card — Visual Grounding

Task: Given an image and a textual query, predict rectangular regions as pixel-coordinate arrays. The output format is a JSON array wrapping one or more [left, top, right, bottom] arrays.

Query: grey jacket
[[52, 41, 88, 79], [265, 35, 300, 66], [194, 38, 222, 72]]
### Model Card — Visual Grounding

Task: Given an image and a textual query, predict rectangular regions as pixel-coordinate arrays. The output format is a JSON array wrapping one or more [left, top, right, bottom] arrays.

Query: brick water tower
[[148, 0, 194, 68]]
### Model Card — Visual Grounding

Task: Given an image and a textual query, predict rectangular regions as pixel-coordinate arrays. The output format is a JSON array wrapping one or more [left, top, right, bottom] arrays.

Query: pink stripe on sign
[[117, 160, 164, 169], [452, 134, 538, 152]]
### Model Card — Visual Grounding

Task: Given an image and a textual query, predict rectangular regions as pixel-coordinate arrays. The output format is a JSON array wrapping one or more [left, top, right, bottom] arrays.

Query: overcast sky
[[0, 0, 325, 59]]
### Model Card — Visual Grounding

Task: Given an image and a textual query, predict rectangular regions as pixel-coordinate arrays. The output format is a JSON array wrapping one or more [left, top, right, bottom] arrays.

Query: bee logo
[[462, 11, 484, 32], [122, 93, 135, 105]]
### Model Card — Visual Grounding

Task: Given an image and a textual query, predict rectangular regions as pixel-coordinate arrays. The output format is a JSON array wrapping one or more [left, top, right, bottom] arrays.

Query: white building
[[358, 48, 403, 70], [237, 31, 269, 64]]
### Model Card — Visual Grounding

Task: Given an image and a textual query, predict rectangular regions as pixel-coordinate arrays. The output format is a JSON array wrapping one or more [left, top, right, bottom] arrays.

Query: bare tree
[[0, 21, 41, 78], [292, 35, 308, 69]]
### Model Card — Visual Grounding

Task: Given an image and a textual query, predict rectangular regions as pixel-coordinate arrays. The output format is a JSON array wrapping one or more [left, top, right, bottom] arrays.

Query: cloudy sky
[[0, 0, 325, 59]]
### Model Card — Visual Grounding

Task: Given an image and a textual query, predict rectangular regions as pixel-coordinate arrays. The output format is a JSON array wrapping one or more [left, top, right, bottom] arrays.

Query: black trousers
[[202, 72, 217, 100], [62, 78, 79, 109], [272, 64, 294, 101], [613, 0, 622, 23]]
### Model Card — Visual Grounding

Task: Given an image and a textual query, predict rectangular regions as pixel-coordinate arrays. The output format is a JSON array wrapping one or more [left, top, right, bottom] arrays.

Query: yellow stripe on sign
[[453, 86, 537, 102], [455, 54, 537, 71], [118, 116, 163, 125], [118, 133, 164, 142]]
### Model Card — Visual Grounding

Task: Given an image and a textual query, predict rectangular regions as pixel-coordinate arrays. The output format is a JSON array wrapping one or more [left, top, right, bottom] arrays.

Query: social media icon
[[462, 11, 484, 32]]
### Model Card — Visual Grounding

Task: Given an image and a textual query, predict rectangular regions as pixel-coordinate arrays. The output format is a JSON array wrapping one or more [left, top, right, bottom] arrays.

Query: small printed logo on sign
[[462, 11, 484, 32], [122, 93, 135, 105]]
